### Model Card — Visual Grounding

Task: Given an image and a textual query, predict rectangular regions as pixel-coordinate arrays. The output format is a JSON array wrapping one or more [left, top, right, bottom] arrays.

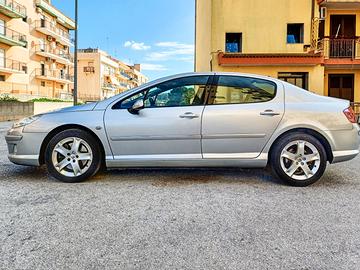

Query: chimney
[[133, 64, 141, 72]]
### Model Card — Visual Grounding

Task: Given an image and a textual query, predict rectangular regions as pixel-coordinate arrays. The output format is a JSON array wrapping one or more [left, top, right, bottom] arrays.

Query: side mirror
[[128, 99, 144, 115]]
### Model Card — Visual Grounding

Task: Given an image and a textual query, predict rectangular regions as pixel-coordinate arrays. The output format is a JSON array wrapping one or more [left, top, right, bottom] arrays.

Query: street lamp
[[73, 0, 78, 105]]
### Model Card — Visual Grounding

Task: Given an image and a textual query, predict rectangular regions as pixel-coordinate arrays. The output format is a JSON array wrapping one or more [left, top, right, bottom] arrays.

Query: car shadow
[[0, 163, 352, 187]]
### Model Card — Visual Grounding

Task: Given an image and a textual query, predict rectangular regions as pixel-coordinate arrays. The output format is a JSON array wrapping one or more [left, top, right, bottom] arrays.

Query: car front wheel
[[45, 129, 102, 182], [270, 132, 327, 186]]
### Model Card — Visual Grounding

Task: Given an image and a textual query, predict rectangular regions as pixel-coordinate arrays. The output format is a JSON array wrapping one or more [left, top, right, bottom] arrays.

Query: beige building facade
[[77, 48, 148, 101], [195, 0, 360, 112], [0, 0, 74, 100]]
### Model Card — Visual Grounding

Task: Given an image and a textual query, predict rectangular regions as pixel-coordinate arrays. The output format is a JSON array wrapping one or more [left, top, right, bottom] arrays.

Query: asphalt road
[[0, 121, 360, 270]]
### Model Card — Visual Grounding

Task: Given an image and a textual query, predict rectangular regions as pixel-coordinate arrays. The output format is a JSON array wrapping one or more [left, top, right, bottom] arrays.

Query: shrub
[[0, 94, 19, 102]]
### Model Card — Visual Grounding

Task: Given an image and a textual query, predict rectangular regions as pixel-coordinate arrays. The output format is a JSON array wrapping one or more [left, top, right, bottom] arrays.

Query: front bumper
[[5, 127, 47, 166]]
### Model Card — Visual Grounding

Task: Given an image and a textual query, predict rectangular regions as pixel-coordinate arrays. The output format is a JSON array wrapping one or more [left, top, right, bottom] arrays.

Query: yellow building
[[77, 48, 148, 101], [195, 0, 360, 109], [0, 0, 74, 100]]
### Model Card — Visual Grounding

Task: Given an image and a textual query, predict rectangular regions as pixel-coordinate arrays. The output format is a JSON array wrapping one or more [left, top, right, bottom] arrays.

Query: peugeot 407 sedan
[[5, 72, 360, 186]]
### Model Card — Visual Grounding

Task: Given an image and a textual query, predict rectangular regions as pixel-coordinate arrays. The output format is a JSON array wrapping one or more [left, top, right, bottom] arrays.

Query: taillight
[[343, 107, 357, 123]]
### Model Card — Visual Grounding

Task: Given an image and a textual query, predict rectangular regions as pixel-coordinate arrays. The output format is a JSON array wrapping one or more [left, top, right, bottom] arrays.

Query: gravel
[[0, 121, 360, 270]]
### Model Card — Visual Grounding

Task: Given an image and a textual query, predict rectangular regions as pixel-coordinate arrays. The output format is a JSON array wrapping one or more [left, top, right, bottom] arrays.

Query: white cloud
[[145, 41, 194, 61], [124, 40, 151, 51], [140, 63, 168, 71]]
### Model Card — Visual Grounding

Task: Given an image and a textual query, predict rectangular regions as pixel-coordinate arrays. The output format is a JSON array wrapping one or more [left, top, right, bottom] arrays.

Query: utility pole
[[73, 0, 78, 105]]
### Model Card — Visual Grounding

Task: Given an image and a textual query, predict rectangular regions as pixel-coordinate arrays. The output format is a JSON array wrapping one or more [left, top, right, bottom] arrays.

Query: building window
[[0, 75, 5, 81], [287, 24, 304, 44], [278, 72, 308, 90], [41, 81, 45, 87], [225, 33, 242, 53]]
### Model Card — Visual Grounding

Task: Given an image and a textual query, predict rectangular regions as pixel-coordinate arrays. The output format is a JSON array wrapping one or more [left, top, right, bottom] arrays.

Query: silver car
[[5, 72, 360, 186]]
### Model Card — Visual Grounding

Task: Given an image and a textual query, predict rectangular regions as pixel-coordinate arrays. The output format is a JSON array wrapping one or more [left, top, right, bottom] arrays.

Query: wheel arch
[[39, 124, 106, 167], [268, 128, 334, 164]]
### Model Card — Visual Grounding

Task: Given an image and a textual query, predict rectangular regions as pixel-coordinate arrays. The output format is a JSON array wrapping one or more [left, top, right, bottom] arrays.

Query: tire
[[45, 129, 102, 183], [270, 132, 327, 187]]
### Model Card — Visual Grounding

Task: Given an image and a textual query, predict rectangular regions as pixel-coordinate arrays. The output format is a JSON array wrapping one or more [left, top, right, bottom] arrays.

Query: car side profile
[[5, 72, 360, 186]]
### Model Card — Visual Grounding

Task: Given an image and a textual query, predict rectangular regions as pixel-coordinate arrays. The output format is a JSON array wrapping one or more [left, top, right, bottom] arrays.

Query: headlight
[[13, 115, 42, 128]]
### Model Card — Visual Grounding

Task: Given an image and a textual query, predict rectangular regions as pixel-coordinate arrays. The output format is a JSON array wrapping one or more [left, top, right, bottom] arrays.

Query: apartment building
[[195, 0, 360, 110], [0, 0, 74, 100], [77, 48, 148, 101]]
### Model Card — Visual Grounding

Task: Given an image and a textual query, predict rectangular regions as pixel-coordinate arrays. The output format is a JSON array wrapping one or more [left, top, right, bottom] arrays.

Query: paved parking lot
[[1, 121, 360, 270]]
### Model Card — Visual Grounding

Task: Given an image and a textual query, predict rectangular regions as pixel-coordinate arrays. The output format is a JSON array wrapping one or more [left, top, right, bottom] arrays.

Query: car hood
[[47, 102, 99, 114]]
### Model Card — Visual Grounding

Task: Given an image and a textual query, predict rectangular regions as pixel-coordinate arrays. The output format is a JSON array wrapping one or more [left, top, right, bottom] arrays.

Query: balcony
[[34, 20, 73, 47], [102, 82, 118, 91], [317, 38, 360, 66], [351, 102, 360, 119], [35, 68, 73, 84], [318, 0, 360, 8], [34, 45, 74, 66], [0, 26, 27, 47], [35, 0, 75, 30], [0, 0, 26, 18], [0, 81, 28, 95], [0, 58, 27, 74]]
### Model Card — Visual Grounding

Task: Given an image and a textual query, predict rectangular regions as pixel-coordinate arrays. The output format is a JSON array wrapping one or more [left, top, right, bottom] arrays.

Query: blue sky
[[52, 0, 195, 80]]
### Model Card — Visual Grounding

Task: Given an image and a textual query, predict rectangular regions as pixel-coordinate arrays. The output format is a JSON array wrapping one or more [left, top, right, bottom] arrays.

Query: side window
[[144, 76, 209, 108], [113, 76, 210, 110], [210, 76, 276, 105], [113, 91, 146, 109]]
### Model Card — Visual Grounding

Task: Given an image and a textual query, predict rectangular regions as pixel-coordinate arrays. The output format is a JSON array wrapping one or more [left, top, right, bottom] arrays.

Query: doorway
[[328, 74, 354, 101], [330, 15, 356, 58]]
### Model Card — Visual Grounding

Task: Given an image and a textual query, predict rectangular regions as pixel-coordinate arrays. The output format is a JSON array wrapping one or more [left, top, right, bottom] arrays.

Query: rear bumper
[[332, 149, 359, 163], [329, 124, 360, 164]]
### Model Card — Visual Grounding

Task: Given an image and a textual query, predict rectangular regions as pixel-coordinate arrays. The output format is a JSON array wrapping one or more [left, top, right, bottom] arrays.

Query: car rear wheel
[[45, 129, 102, 182], [270, 132, 327, 186]]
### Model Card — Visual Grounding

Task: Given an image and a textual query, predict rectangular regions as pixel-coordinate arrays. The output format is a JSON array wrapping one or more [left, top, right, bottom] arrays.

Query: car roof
[[93, 72, 282, 110]]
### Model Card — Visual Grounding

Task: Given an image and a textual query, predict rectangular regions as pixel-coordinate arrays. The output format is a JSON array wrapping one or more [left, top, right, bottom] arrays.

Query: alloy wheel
[[280, 140, 321, 181], [51, 137, 93, 177]]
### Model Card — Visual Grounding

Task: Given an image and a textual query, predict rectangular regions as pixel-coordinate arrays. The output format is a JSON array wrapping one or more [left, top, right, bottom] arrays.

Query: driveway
[[0, 121, 360, 270]]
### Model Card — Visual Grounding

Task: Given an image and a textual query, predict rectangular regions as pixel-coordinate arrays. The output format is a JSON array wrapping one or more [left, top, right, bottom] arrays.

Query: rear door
[[201, 75, 284, 159]]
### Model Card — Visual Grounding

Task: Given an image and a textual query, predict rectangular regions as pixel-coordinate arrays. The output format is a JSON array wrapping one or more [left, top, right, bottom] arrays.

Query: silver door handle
[[179, 112, 199, 119], [260, 110, 280, 116]]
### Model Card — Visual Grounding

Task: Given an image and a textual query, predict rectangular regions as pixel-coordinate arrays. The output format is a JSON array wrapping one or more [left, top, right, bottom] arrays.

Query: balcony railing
[[35, 68, 74, 83], [102, 83, 118, 90], [351, 102, 360, 118], [320, 38, 360, 59], [0, 0, 26, 18], [0, 81, 28, 94], [0, 58, 27, 73], [0, 25, 27, 46], [34, 44, 74, 63], [34, 20, 72, 46]]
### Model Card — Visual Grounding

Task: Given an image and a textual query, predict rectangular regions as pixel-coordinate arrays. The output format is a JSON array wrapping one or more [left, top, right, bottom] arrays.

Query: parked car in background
[[5, 72, 360, 186]]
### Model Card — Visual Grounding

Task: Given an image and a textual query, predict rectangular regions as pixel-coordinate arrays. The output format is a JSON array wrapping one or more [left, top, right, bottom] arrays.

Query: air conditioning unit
[[320, 7, 327, 20]]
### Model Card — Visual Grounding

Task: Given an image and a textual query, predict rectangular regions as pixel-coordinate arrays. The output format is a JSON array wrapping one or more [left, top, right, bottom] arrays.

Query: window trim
[[206, 75, 278, 106], [111, 75, 214, 110], [286, 23, 304, 44]]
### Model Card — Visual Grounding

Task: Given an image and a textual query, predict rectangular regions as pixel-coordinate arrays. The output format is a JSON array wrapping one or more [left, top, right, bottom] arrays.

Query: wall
[[33, 101, 72, 115], [0, 102, 33, 121], [0, 101, 72, 121]]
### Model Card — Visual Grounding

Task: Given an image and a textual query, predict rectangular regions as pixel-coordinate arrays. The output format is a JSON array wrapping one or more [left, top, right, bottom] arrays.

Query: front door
[[328, 74, 354, 101], [202, 75, 284, 159], [104, 75, 211, 161]]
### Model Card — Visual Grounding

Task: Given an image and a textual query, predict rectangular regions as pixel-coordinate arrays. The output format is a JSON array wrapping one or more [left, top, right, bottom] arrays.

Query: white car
[[5, 72, 360, 186]]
